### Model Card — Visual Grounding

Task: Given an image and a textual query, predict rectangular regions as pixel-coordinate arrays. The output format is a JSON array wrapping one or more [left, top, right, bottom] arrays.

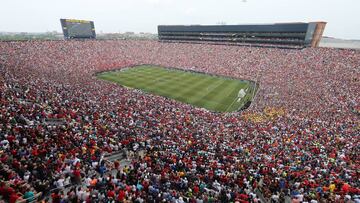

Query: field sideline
[[97, 65, 256, 112]]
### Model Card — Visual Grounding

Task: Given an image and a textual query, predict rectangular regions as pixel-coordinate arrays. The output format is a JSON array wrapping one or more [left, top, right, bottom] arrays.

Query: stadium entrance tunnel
[[96, 65, 258, 113]]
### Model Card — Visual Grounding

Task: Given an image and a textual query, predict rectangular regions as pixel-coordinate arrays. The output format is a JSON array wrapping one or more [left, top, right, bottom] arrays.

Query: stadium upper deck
[[158, 22, 327, 48]]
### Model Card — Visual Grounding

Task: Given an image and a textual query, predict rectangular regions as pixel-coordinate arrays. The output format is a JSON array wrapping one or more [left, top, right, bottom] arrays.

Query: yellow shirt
[[329, 184, 336, 192]]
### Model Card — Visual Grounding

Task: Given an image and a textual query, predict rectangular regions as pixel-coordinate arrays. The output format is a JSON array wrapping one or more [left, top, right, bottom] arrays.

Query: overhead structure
[[60, 19, 96, 39], [158, 22, 327, 48]]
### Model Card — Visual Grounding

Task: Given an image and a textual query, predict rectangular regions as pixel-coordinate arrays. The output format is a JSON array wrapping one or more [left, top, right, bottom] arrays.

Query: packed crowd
[[0, 40, 359, 202]]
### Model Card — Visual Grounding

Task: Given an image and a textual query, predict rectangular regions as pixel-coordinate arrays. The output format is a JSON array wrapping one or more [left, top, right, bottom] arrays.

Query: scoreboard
[[60, 19, 96, 39]]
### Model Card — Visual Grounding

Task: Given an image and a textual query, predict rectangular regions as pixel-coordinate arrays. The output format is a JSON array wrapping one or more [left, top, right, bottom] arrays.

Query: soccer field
[[97, 65, 256, 112]]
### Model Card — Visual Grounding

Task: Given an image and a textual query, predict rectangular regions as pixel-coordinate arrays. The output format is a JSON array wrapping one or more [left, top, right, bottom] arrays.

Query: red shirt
[[107, 190, 115, 198], [73, 169, 81, 177], [9, 193, 19, 203], [51, 193, 61, 203], [117, 190, 126, 201], [7, 135, 15, 143], [193, 185, 199, 193], [0, 184, 6, 196]]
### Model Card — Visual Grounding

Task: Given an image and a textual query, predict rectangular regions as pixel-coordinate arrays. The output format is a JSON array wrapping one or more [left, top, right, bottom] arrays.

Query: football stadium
[[0, 2, 360, 203]]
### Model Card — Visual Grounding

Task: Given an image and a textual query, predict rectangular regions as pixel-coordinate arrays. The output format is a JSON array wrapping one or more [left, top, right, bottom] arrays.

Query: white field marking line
[[225, 85, 249, 112], [189, 80, 225, 103], [225, 93, 242, 112], [194, 84, 242, 113], [206, 80, 223, 93], [198, 83, 240, 106], [171, 77, 220, 102], [237, 87, 249, 102]]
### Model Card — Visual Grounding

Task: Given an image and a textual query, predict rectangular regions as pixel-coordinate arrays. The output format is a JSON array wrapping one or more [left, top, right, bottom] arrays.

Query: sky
[[0, 0, 359, 39]]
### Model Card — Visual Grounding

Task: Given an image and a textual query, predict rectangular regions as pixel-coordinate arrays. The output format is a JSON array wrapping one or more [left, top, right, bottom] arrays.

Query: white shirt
[[56, 178, 64, 187]]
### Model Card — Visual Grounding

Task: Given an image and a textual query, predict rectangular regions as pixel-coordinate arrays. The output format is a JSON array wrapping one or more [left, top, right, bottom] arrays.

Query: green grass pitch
[[97, 65, 256, 112]]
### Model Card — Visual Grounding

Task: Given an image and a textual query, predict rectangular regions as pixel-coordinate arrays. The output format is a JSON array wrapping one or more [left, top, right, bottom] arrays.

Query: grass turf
[[97, 65, 256, 112]]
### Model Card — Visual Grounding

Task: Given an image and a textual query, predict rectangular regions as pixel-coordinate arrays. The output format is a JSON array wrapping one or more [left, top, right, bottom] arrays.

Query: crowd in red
[[0, 40, 359, 203]]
